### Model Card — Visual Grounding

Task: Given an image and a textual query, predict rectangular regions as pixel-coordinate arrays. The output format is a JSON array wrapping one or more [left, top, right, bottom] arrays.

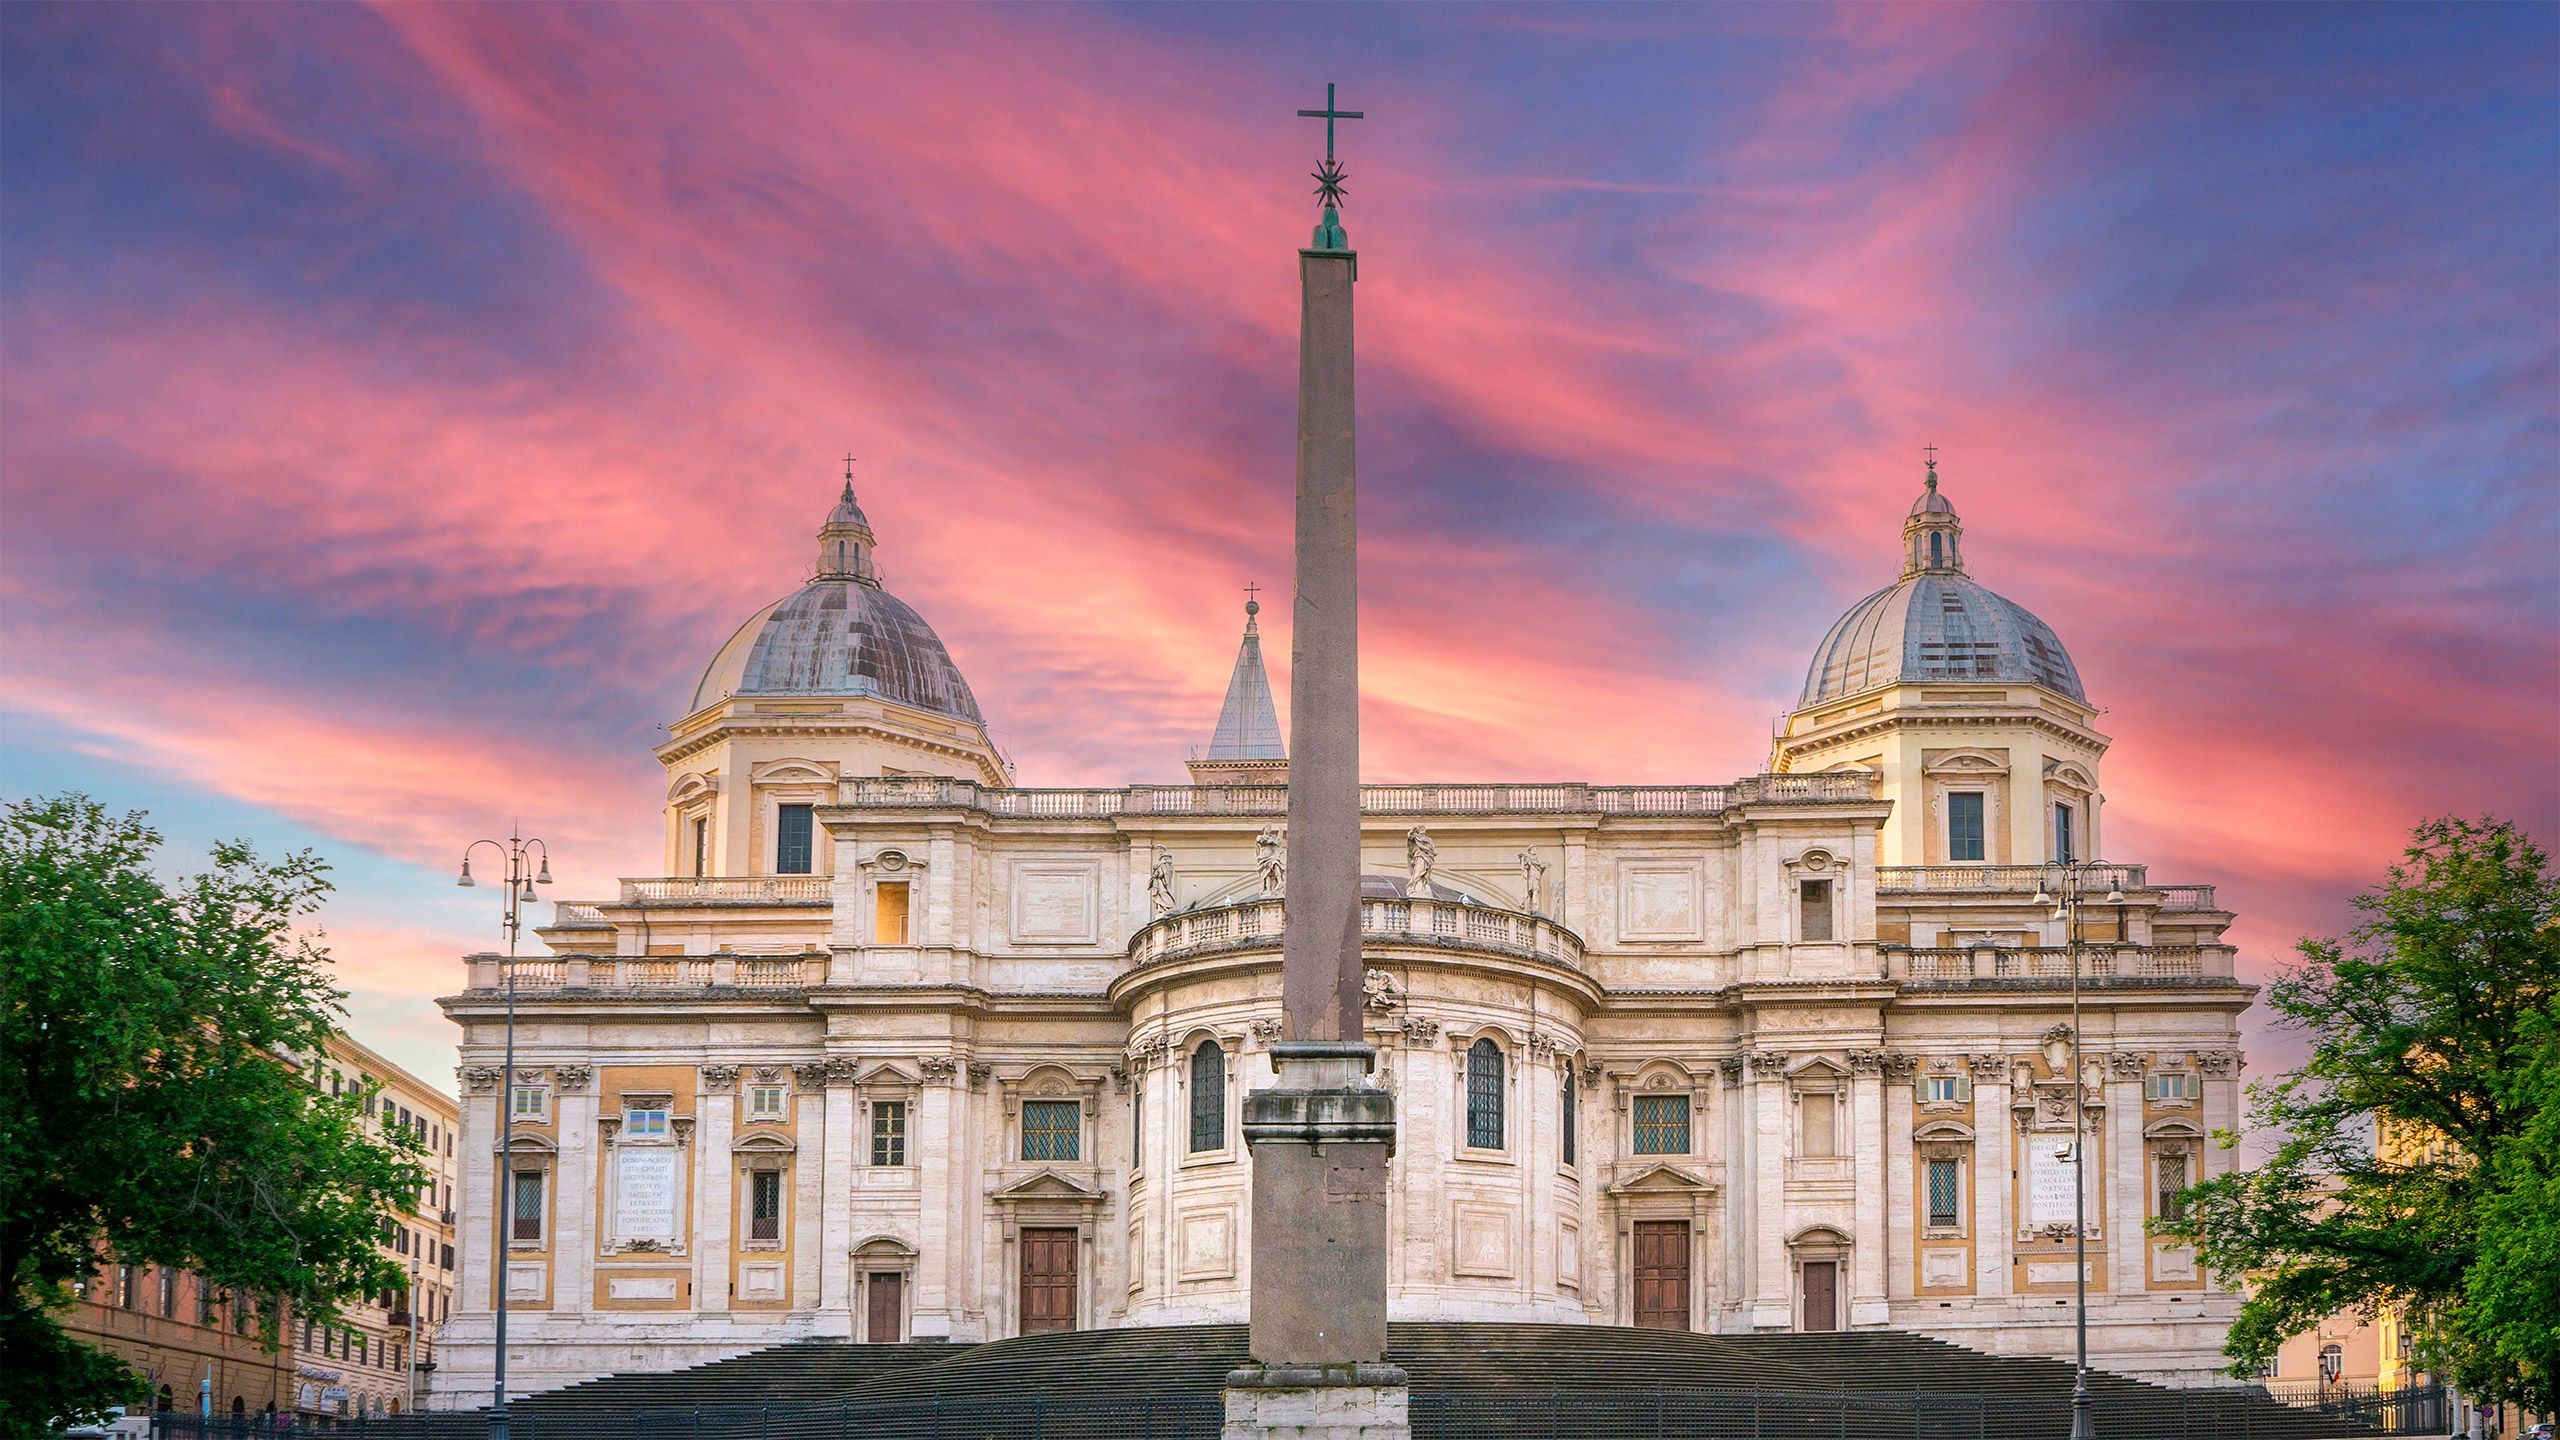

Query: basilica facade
[[434, 467, 2249, 1402]]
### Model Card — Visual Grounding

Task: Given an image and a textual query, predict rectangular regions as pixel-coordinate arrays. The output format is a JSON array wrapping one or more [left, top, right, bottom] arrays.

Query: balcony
[[1887, 944, 2236, 985], [617, 876, 833, 905], [1125, 895, 1585, 973], [1875, 867, 2220, 913], [838, 773, 1876, 819], [460, 952, 821, 993]]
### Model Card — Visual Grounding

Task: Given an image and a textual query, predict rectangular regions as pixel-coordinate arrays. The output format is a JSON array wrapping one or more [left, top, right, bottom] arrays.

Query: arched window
[[1189, 1040, 1225, 1153], [1467, 1038, 1506, 1150], [1929, 532, 1944, 567]]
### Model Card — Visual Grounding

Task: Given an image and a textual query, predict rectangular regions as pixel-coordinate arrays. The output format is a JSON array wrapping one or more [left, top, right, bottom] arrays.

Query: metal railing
[[150, 1379, 2426, 1439], [1127, 894, 1586, 971], [839, 773, 1876, 818]]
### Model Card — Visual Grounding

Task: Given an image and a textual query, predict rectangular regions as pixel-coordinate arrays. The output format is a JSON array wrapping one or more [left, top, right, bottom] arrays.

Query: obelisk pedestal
[[1223, 180, 1408, 1439]]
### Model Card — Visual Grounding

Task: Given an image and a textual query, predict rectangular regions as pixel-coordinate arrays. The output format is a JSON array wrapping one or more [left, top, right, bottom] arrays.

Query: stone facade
[[433, 473, 2249, 1403]]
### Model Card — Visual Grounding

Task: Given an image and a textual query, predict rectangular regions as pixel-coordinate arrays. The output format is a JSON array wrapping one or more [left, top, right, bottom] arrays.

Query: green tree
[[2160, 816, 2560, 1414], [0, 794, 426, 1430]]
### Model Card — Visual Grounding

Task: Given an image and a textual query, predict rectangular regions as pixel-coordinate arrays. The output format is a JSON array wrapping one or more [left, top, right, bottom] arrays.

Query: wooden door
[[1800, 1260, 1838, 1332], [1018, 1227, 1078, 1334], [1631, 1220, 1691, 1331], [864, 1272, 902, 1343]]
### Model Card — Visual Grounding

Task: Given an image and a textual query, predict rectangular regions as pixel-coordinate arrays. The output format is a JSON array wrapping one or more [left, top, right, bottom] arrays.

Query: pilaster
[[554, 1082, 597, 1313], [819, 1073, 858, 1328], [1848, 1053, 1888, 1325], [2106, 1060, 2144, 1290], [913, 1064, 957, 1338], [1750, 1055, 1789, 1328], [694, 1073, 735, 1315], [1974, 1058, 2012, 1297]]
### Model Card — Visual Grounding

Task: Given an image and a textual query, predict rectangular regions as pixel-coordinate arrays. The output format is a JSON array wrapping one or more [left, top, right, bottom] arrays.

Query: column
[[553, 1075, 597, 1314], [1848, 1052, 1888, 1325], [1883, 1057, 1916, 1303], [1974, 1058, 2012, 1298], [2107, 1057, 2145, 1291], [458, 1074, 499, 1317], [1750, 1052, 1789, 1329], [912, 1063, 957, 1338], [693, 1071, 734, 1316], [818, 1069, 858, 1331]]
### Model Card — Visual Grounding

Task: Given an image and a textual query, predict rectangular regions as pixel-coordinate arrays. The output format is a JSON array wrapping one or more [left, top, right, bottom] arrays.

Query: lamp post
[[457, 829, 552, 1440], [2034, 860, 2124, 1440]]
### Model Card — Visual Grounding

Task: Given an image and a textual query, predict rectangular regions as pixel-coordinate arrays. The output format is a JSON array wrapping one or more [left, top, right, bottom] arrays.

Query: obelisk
[[1227, 82, 1407, 1440]]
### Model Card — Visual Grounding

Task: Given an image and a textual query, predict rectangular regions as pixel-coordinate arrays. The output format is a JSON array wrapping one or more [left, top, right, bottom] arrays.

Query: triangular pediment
[[991, 1169, 1101, 1204], [1606, 1161, 1715, 1195]]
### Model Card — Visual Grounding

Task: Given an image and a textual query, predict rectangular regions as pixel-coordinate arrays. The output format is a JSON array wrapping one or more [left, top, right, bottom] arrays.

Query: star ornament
[[1311, 157, 1349, 210]]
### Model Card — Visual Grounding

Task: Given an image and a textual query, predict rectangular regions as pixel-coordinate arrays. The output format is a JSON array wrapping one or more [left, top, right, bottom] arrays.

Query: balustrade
[[1877, 863, 2150, 893], [838, 774, 1873, 818], [619, 875, 832, 905], [1887, 943, 2222, 983], [1131, 895, 1585, 971]]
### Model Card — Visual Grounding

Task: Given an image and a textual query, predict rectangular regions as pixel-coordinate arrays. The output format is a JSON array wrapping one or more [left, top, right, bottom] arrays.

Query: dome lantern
[[818, 457, 877, 583], [1902, 450, 1965, 578]]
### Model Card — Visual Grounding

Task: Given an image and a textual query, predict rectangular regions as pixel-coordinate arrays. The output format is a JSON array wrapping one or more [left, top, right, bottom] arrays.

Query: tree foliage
[[2160, 816, 2560, 1413], [0, 795, 427, 1430]]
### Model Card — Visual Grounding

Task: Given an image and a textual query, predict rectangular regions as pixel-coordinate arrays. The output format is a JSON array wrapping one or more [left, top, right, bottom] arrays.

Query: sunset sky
[[3, 3, 2554, 1088]]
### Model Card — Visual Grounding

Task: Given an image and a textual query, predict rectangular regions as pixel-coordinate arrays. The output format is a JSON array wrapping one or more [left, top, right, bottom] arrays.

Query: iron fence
[[150, 1382, 2442, 1440]]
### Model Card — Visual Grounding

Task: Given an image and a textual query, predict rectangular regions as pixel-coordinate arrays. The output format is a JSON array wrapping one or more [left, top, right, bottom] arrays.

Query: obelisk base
[[1223, 1364, 1411, 1440]]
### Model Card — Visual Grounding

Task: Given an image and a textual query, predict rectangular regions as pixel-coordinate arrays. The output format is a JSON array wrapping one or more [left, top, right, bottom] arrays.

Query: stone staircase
[[214, 1324, 2361, 1439]]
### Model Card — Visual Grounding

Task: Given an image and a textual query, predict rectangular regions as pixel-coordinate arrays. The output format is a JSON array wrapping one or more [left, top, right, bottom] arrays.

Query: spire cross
[[842, 453, 857, 483], [1922, 444, 1939, 488], [1243, 582, 1261, 604], [1296, 82, 1363, 162]]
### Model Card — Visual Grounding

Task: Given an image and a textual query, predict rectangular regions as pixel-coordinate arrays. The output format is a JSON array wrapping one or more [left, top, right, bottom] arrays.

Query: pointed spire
[[1204, 587, 1286, 761], [816, 455, 877, 583]]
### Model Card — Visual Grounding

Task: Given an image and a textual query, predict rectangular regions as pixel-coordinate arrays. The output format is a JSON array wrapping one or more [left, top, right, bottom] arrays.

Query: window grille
[[1926, 1157, 1962, 1228], [1632, 1094, 1690, 1155], [776, 803, 815, 874], [749, 1169, 783, 1241], [1466, 1039, 1506, 1150], [1021, 1099, 1081, 1162], [510, 1171, 544, 1241], [1189, 1041, 1225, 1153], [2156, 1151, 2189, 1221], [871, 1100, 907, 1167]]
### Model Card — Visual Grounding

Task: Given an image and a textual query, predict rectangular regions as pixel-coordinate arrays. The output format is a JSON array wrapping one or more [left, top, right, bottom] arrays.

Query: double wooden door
[[1018, 1227, 1078, 1334], [1631, 1220, 1691, 1331], [864, 1272, 903, 1343]]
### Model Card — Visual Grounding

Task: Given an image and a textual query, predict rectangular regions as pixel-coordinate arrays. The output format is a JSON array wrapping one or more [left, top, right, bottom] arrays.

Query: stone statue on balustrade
[[1254, 824, 1287, 895], [1406, 825, 1437, 898], [1149, 849, 1177, 916], [1517, 847, 1548, 915]]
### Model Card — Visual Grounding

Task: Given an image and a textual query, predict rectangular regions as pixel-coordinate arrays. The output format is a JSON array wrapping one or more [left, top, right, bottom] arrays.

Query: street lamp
[[458, 828, 552, 1440], [2032, 860, 2124, 1440]]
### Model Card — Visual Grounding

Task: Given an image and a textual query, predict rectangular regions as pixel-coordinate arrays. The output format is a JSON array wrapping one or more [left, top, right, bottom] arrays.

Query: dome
[[685, 481, 986, 724], [1798, 461, 2085, 708], [1799, 573, 2083, 706]]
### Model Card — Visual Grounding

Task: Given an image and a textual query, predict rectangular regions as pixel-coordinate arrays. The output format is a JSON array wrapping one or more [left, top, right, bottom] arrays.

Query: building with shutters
[[433, 461, 2251, 1403]]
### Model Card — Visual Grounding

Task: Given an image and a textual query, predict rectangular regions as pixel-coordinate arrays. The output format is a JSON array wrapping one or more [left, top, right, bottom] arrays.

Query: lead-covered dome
[[1798, 464, 2085, 708], [686, 482, 986, 724]]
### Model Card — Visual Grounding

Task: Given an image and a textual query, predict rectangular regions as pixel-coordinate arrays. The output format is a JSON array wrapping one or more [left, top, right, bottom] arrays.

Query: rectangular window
[[1021, 1099, 1081, 1162], [1560, 1071, 1578, 1167], [747, 1085, 788, 1121], [776, 803, 815, 875], [1926, 1157, 1963, 1228], [2146, 1073, 2198, 1101], [874, 881, 911, 944], [871, 1100, 908, 1167], [442, 1243, 455, 1271], [160, 1269, 178, 1318], [624, 1107, 669, 1138], [1800, 1091, 1839, 1157], [509, 1085, 547, 1121], [2053, 802, 2076, 863], [748, 1169, 783, 1242], [510, 1170, 544, 1242], [1948, 792, 1986, 862], [324, 1328, 336, 1358], [2156, 1151, 2190, 1221], [1923, 1074, 1970, 1103], [1799, 878, 1834, 942], [395, 1228, 410, 1256], [1631, 1094, 1691, 1155], [691, 816, 709, 877]]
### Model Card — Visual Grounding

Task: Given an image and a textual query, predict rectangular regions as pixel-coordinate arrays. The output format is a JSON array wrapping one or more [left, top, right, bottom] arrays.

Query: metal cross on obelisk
[[1227, 83, 1406, 1437]]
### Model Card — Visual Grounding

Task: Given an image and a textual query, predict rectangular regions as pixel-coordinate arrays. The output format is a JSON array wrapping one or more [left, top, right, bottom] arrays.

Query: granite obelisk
[[1227, 85, 1407, 1439]]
